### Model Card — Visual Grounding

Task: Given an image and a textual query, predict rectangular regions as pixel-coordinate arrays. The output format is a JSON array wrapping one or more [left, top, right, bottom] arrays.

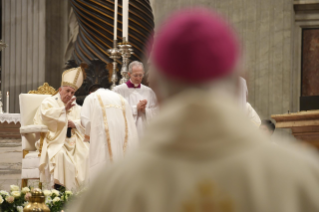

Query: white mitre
[[61, 63, 87, 91]]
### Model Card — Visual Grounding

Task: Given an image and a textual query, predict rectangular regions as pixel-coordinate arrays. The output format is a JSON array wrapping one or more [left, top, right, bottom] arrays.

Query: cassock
[[113, 81, 158, 137], [34, 92, 89, 191], [70, 90, 319, 212], [81, 88, 138, 180]]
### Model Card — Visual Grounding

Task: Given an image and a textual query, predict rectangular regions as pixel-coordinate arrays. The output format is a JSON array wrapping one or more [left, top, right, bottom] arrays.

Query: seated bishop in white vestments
[[70, 8, 319, 212], [113, 61, 158, 137], [34, 64, 89, 191], [81, 86, 138, 180]]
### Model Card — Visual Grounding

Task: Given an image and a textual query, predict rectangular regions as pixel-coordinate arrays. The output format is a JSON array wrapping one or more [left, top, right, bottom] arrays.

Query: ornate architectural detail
[[28, 83, 57, 95], [68, 0, 154, 65], [71, 59, 112, 105]]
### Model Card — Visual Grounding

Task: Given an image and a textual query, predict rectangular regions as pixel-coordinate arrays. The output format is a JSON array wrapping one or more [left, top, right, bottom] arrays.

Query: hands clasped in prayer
[[137, 99, 147, 114]]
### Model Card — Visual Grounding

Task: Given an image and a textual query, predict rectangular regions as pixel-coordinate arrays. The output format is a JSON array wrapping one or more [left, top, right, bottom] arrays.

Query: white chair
[[19, 83, 56, 188]]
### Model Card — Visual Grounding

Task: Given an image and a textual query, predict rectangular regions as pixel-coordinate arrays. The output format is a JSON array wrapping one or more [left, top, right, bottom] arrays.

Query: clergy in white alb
[[113, 61, 158, 137], [238, 77, 261, 126], [81, 86, 138, 180], [70, 8, 319, 212], [34, 64, 89, 191]]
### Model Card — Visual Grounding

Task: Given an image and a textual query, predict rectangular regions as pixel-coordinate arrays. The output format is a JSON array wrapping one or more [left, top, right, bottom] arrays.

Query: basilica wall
[[151, 0, 295, 121]]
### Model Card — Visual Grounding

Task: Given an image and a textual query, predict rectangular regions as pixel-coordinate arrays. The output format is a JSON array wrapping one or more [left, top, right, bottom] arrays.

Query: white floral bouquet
[[0, 185, 75, 212]]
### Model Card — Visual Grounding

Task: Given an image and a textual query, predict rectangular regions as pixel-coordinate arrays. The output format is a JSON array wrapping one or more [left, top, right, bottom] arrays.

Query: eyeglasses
[[131, 74, 144, 78]]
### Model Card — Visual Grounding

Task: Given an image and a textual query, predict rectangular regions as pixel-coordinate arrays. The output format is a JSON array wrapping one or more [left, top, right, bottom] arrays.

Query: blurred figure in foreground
[[260, 119, 276, 136], [70, 8, 319, 212]]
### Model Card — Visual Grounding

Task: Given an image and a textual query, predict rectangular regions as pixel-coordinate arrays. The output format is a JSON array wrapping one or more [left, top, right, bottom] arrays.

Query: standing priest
[[81, 85, 138, 180], [113, 61, 158, 137], [34, 64, 89, 191]]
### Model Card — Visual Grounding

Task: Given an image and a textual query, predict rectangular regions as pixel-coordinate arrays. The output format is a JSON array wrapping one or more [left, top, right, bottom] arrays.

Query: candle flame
[[7, 91, 9, 96]]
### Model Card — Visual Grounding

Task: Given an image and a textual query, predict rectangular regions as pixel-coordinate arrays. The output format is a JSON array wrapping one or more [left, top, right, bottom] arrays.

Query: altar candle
[[122, 0, 129, 41], [6, 91, 9, 113], [113, 0, 118, 40]]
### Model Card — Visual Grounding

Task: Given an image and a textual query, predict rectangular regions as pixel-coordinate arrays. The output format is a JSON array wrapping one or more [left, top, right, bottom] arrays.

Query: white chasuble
[[113, 84, 158, 137], [81, 88, 138, 180], [71, 89, 319, 212], [34, 93, 89, 191]]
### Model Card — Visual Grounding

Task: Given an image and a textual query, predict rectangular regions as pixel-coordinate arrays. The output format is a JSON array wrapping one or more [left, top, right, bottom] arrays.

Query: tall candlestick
[[113, 0, 118, 40], [122, 0, 129, 41], [6, 91, 9, 113]]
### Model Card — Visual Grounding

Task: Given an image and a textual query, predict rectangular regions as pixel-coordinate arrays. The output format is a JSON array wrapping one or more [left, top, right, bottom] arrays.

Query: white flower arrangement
[[0, 185, 84, 212], [21, 187, 30, 194], [45, 196, 52, 204], [51, 189, 60, 196], [0, 190, 9, 196], [43, 189, 52, 197], [5, 196, 14, 204], [10, 185, 20, 191], [11, 191, 21, 198], [16, 205, 23, 212], [52, 197, 61, 203]]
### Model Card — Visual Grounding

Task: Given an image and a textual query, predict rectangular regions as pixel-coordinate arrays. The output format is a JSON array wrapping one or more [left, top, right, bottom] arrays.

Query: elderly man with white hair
[[70, 8, 319, 212], [113, 61, 158, 137], [34, 64, 89, 191]]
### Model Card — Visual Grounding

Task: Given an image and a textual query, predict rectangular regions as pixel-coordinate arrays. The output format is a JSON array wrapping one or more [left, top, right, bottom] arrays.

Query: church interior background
[[0, 0, 318, 191]]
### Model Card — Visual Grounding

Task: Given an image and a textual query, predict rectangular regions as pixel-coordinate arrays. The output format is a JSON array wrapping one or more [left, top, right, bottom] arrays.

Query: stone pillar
[[2, 0, 46, 113], [1, 0, 69, 113]]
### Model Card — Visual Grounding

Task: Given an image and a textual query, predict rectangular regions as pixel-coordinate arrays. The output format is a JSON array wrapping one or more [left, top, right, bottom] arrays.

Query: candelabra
[[107, 40, 121, 90], [118, 37, 134, 84]]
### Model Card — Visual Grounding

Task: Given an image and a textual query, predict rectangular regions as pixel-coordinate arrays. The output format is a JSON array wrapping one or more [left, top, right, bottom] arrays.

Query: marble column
[[2, 0, 46, 113], [1, 0, 69, 113]]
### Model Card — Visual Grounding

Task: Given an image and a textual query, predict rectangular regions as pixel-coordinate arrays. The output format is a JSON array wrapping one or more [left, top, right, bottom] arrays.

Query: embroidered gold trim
[[120, 96, 129, 153], [103, 104, 123, 109], [61, 82, 78, 90], [97, 94, 113, 162], [73, 67, 81, 85], [182, 181, 234, 212]]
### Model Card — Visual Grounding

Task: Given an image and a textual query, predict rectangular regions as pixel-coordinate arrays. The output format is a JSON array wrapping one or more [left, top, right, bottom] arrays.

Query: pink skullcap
[[151, 8, 240, 83]]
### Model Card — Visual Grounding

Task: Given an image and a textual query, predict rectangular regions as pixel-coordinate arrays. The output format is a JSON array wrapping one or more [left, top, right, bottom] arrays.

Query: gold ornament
[[28, 82, 57, 95], [23, 190, 50, 212]]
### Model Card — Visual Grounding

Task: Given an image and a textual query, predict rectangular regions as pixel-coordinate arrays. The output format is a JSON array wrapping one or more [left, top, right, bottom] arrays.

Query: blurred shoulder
[[141, 84, 156, 94], [113, 84, 127, 92]]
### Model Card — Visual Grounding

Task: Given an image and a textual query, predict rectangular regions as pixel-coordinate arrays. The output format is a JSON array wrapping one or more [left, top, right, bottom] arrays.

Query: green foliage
[[0, 185, 78, 212]]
